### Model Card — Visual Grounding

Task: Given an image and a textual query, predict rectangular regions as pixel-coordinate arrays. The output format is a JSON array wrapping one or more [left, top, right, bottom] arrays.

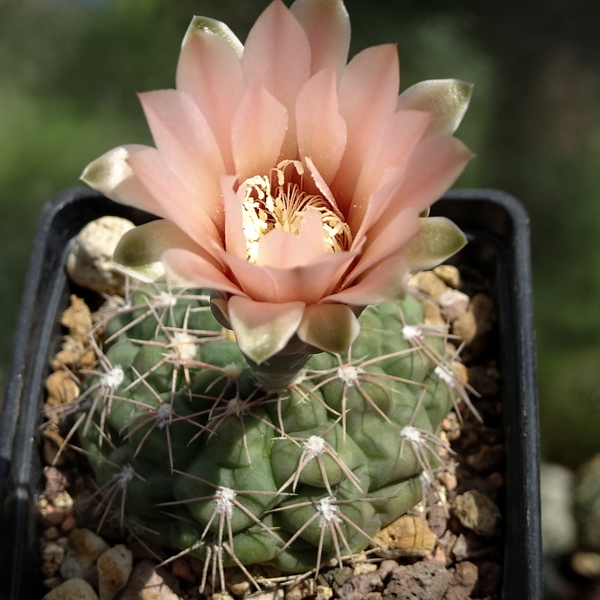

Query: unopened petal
[[397, 79, 473, 136], [297, 303, 360, 354], [290, 0, 351, 77], [81, 144, 164, 217], [403, 216, 467, 271], [227, 296, 306, 364], [113, 220, 218, 282]]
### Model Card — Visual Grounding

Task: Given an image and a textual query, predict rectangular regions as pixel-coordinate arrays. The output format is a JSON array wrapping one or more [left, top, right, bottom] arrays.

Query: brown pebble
[[170, 557, 196, 584], [434, 265, 462, 288], [373, 515, 437, 557], [411, 271, 450, 298], [452, 491, 501, 537], [61, 516, 77, 534]]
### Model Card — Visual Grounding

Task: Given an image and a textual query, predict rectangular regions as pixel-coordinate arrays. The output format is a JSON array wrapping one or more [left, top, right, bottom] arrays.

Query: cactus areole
[[76, 0, 474, 585]]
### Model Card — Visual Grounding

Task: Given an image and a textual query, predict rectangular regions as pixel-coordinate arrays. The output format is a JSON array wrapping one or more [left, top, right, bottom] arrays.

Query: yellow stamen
[[241, 160, 352, 263]]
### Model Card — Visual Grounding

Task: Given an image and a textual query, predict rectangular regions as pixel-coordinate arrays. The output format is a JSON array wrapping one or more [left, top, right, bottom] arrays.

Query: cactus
[[65, 279, 466, 589]]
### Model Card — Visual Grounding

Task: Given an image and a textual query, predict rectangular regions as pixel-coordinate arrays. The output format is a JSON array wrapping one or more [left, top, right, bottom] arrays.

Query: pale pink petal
[[241, 0, 311, 157], [81, 144, 165, 218], [222, 251, 354, 305], [296, 69, 347, 185], [227, 296, 306, 364], [256, 229, 311, 268], [304, 157, 339, 211], [297, 303, 360, 354], [325, 254, 410, 305], [347, 110, 431, 232], [331, 44, 400, 213], [231, 86, 288, 182], [298, 207, 328, 259], [176, 17, 244, 172], [380, 134, 474, 219], [162, 248, 243, 295], [350, 166, 404, 250], [221, 176, 246, 259], [139, 89, 226, 228], [220, 253, 278, 301], [346, 207, 420, 283], [127, 147, 223, 259], [290, 0, 351, 77]]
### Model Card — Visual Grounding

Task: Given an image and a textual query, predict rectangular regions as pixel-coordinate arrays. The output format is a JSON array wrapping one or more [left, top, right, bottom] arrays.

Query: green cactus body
[[76, 285, 458, 576]]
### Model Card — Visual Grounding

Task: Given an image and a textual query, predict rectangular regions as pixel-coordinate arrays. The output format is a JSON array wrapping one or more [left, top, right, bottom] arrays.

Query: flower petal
[[242, 0, 311, 157], [403, 216, 467, 271], [290, 0, 351, 77], [381, 134, 474, 219], [221, 176, 247, 259], [227, 296, 306, 364], [397, 79, 473, 136], [332, 44, 400, 213], [139, 89, 226, 228], [113, 220, 219, 282], [256, 229, 311, 268], [176, 16, 244, 172], [296, 303, 360, 354], [347, 207, 421, 283], [231, 86, 288, 182], [296, 69, 347, 185], [126, 146, 223, 257], [325, 254, 410, 305], [222, 250, 353, 304], [348, 109, 432, 232], [162, 248, 243, 295], [80, 144, 165, 217]]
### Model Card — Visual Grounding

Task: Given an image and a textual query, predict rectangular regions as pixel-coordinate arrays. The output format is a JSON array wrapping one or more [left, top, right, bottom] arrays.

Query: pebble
[[373, 514, 436, 557], [43, 577, 99, 600], [97, 544, 133, 600], [170, 557, 196, 584], [452, 490, 501, 537], [285, 580, 315, 600], [384, 560, 450, 600], [315, 585, 333, 600], [465, 444, 504, 474], [119, 561, 183, 600], [438, 288, 470, 321], [61, 528, 110, 581], [433, 265, 462, 289], [66, 216, 135, 295], [410, 271, 449, 298]]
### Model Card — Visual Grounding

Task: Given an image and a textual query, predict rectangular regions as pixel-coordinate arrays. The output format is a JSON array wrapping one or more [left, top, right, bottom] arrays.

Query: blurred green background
[[2, 0, 600, 470]]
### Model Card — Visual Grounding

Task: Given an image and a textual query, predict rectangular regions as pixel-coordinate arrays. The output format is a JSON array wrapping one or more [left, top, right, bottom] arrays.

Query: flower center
[[241, 160, 352, 263]]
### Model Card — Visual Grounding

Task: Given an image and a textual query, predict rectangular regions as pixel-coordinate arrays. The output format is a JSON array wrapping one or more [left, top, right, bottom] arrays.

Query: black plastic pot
[[0, 187, 541, 600]]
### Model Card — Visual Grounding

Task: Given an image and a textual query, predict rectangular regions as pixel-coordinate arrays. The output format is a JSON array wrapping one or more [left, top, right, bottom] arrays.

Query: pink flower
[[82, 0, 472, 366]]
